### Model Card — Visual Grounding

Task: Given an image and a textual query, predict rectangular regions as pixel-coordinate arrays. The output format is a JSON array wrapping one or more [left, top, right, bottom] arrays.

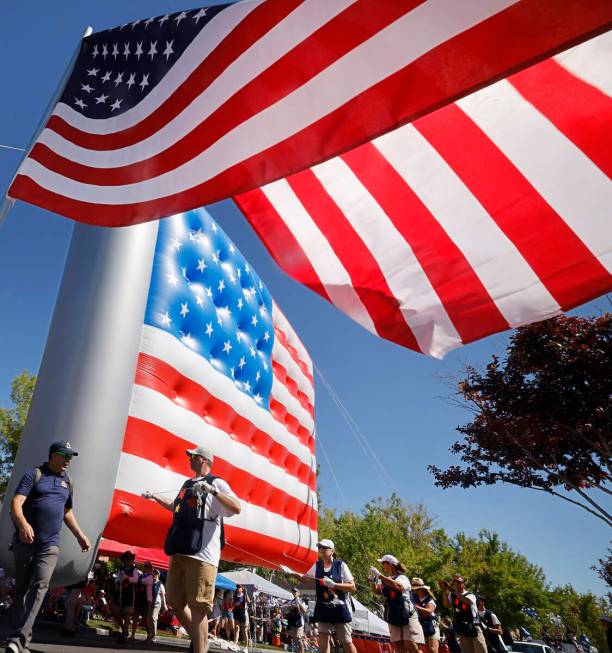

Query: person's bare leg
[[318, 632, 331, 653], [428, 638, 439, 653], [405, 641, 419, 653], [190, 607, 209, 653], [176, 604, 194, 632]]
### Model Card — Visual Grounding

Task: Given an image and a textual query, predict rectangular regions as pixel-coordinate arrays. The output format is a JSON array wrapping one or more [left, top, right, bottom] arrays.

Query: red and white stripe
[[235, 31, 612, 358], [104, 302, 318, 572], [8, 0, 612, 227]]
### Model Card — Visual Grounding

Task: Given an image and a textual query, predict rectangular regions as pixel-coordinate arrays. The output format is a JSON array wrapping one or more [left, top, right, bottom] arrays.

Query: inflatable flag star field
[[103, 208, 318, 571]]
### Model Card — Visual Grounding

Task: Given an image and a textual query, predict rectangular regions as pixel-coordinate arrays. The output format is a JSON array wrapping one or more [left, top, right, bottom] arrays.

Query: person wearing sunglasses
[[303, 539, 358, 653], [6, 440, 90, 653], [142, 445, 241, 653]]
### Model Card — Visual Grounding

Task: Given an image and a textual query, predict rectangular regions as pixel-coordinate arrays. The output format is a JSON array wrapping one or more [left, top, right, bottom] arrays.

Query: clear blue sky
[[0, 1, 609, 596]]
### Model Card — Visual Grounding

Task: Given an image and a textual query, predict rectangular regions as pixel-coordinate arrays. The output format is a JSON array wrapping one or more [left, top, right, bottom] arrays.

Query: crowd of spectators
[[0, 558, 607, 653], [0, 559, 321, 651]]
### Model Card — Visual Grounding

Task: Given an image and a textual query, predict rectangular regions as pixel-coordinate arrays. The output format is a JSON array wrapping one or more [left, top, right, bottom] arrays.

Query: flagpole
[[0, 26, 93, 226]]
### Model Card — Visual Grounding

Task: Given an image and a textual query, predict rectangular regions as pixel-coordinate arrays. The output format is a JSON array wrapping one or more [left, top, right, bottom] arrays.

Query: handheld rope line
[[0, 144, 26, 152], [315, 427, 348, 509], [314, 364, 397, 496]]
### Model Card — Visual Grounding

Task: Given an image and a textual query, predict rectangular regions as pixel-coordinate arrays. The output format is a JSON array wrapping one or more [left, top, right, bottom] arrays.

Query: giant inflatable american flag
[[103, 208, 317, 571], [6, 0, 612, 227]]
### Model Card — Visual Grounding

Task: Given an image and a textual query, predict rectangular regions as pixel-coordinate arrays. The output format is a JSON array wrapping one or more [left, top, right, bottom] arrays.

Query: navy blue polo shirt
[[15, 464, 73, 547]]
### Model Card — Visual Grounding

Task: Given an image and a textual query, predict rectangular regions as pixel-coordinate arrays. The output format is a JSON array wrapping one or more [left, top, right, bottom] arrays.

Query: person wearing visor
[[303, 539, 357, 653], [369, 555, 424, 653], [142, 445, 240, 653], [6, 440, 90, 653]]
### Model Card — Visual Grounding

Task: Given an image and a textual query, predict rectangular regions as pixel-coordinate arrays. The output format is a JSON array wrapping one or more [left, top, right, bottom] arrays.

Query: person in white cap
[[142, 445, 240, 653], [369, 555, 424, 653], [303, 539, 358, 653]]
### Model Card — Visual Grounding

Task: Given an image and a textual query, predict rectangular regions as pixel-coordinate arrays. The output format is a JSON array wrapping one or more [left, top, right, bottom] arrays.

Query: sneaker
[[5, 643, 19, 653]]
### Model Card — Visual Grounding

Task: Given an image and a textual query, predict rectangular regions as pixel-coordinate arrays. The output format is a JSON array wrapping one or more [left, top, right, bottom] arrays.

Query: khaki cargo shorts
[[166, 555, 216, 614], [317, 622, 352, 643]]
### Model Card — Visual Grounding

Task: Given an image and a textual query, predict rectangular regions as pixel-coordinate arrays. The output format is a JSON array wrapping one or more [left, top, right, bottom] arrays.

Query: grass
[[86, 618, 185, 640]]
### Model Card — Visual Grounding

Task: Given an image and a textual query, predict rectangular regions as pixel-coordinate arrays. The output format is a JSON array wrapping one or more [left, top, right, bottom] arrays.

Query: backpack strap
[[315, 559, 323, 578], [331, 559, 343, 583], [34, 466, 73, 492], [202, 473, 225, 549]]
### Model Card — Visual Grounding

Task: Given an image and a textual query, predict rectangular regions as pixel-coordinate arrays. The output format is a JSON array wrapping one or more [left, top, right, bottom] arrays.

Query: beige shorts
[[317, 622, 352, 643], [288, 626, 305, 639], [166, 555, 216, 614], [427, 625, 441, 641], [389, 617, 425, 644]]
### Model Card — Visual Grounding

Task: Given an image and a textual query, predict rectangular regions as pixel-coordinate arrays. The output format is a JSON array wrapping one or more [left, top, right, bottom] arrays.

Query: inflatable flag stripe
[[103, 209, 317, 571]]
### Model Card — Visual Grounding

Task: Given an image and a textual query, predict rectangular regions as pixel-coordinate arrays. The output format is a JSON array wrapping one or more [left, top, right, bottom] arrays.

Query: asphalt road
[[0, 616, 191, 653]]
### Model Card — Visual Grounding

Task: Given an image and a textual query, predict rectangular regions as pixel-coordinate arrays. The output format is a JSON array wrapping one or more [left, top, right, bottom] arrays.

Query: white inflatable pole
[[0, 220, 159, 585]]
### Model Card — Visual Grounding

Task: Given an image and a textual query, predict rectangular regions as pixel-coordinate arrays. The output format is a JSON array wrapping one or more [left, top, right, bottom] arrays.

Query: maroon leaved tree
[[429, 314, 611, 526]]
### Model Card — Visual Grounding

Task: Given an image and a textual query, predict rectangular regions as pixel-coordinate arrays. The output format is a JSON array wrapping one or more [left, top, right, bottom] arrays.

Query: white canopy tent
[[222, 569, 293, 600], [351, 597, 390, 637]]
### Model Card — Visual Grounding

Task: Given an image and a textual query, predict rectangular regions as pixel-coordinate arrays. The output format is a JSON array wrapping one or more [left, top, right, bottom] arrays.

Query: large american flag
[[103, 208, 318, 571], [6, 1, 612, 227], [235, 31, 612, 358]]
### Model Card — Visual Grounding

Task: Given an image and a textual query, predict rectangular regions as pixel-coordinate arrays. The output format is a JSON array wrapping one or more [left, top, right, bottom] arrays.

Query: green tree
[[317, 495, 447, 610], [429, 315, 612, 526], [545, 585, 611, 653], [0, 371, 36, 494], [442, 530, 549, 628], [591, 548, 612, 602]]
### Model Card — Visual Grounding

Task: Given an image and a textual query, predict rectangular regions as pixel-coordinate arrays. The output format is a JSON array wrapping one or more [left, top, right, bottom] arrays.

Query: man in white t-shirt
[[143, 445, 241, 653], [477, 596, 507, 653], [283, 588, 309, 653]]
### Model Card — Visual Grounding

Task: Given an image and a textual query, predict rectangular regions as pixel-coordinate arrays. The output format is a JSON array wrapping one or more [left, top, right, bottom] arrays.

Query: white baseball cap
[[377, 554, 400, 566], [185, 445, 214, 463], [317, 539, 335, 550]]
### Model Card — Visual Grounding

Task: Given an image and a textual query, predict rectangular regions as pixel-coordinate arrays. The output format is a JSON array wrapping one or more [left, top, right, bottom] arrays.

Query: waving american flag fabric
[[236, 31, 612, 358], [6, 0, 612, 227], [103, 208, 318, 571]]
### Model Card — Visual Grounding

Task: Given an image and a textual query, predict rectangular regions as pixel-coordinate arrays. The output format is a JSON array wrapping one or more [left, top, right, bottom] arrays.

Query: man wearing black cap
[[143, 445, 241, 653], [6, 440, 90, 653]]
